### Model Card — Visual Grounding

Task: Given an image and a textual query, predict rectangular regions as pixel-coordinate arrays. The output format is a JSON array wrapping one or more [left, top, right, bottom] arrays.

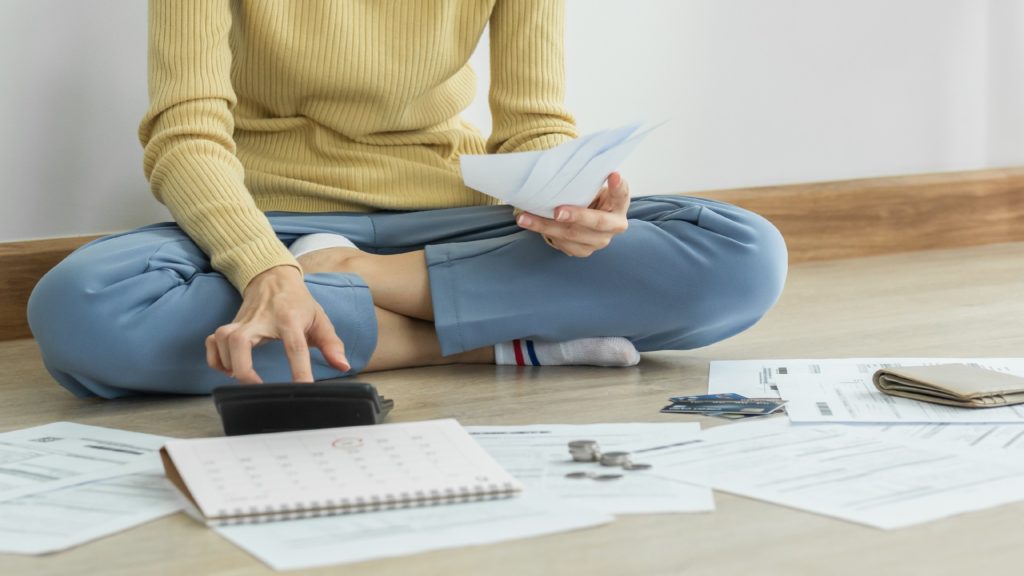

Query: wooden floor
[[2, 241, 1023, 576]]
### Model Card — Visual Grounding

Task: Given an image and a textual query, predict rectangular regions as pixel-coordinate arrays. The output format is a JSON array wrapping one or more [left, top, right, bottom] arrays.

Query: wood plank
[[2, 167, 1023, 341]]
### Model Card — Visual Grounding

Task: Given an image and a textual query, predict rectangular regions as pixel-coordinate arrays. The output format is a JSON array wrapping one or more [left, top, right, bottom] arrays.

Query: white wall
[[1, 0, 162, 242], [2, 0, 1021, 242]]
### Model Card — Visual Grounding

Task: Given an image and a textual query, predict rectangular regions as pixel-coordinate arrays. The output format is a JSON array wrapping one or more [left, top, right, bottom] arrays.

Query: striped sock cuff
[[511, 339, 541, 366]]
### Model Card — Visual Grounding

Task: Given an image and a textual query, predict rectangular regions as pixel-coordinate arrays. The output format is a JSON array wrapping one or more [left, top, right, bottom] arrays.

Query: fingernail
[[556, 209, 570, 222], [518, 214, 532, 227]]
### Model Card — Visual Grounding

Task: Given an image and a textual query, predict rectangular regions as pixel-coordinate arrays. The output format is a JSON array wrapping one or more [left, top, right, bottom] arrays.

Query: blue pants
[[27, 196, 787, 398]]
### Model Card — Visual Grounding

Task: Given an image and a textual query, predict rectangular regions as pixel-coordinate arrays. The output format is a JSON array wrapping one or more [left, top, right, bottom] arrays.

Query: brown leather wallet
[[872, 364, 1024, 408]]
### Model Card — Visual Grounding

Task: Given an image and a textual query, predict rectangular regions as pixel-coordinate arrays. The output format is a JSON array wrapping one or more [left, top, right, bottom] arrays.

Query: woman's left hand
[[516, 171, 630, 258]]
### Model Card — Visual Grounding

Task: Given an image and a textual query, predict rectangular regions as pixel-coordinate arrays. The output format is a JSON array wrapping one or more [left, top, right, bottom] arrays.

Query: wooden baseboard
[[0, 236, 104, 341], [694, 167, 1024, 262], [3, 167, 1023, 341]]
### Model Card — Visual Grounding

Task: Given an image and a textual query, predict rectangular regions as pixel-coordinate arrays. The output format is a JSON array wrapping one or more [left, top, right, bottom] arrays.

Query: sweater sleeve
[[487, 0, 578, 154], [138, 0, 299, 293]]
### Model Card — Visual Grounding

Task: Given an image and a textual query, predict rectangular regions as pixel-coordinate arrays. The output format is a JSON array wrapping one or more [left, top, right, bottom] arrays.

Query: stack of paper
[[0, 421, 167, 497], [867, 423, 1024, 456], [460, 123, 659, 218], [0, 422, 181, 554], [692, 358, 1024, 529], [216, 423, 712, 570], [642, 417, 1024, 530], [0, 472, 180, 555], [707, 358, 1024, 402], [708, 358, 1024, 423], [2, 419, 713, 569]]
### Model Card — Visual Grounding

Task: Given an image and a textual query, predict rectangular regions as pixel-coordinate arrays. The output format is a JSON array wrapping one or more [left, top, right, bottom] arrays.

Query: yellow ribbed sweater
[[139, 0, 576, 292]]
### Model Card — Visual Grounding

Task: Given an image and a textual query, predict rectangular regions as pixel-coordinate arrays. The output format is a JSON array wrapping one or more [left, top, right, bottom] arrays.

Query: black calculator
[[212, 380, 394, 436]]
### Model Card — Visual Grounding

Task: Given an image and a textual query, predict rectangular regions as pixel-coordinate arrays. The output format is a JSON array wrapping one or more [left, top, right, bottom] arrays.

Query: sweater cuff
[[508, 132, 575, 153], [216, 237, 302, 293], [492, 128, 577, 155]]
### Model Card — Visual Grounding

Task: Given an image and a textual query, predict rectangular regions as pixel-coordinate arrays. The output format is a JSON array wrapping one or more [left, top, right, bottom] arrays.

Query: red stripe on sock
[[512, 339, 525, 366]]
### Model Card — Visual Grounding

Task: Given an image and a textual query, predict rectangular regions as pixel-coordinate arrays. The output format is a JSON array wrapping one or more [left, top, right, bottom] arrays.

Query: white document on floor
[[708, 358, 1024, 399], [0, 422, 181, 554], [215, 423, 709, 571], [0, 471, 181, 555], [777, 377, 1024, 423], [0, 421, 169, 502], [467, 423, 714, 515], [215, 495, 612, 571], [642, 417, 1024, 529], [859, 423, 1024, 456]]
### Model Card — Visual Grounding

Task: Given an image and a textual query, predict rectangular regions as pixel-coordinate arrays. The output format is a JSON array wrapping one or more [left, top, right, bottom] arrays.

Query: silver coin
[[592, 474, 623, 481], [569, 450, 599, 463], [599, 451, 632, 467], [623, 462, 653, 471], [568, 440, 599, 449]]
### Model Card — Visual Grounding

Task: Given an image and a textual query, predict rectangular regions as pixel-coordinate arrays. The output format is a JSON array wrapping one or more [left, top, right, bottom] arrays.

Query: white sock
[[288, 233, 358, 258], [494, 337, 640, 367]]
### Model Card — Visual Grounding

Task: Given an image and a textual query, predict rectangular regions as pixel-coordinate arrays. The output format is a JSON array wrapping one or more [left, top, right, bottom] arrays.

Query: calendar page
[[161, 419, 521, 520]]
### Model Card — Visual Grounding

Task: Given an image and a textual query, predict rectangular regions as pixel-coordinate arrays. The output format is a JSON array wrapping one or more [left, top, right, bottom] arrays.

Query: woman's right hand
[[205, 265, 351, 384]]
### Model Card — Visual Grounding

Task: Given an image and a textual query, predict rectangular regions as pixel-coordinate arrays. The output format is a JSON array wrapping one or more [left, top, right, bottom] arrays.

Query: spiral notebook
[[159, 419, 523, 525]]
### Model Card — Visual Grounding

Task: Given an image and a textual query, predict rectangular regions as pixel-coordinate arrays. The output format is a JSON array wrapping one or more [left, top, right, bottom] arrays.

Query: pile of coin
[[599, 451, 652, 471], [568, 440, 601, 462], [564, 440, 653, 481]]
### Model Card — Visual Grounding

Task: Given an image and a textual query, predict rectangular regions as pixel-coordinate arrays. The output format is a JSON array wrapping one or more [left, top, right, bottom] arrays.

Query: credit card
[[668, 393, 747, 403], [660, 400, 787, 415]]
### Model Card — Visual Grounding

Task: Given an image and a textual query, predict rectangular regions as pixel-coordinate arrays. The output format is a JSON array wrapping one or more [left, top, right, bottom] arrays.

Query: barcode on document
[[816, 402, 833, 416], [777, 365, 820, 374]]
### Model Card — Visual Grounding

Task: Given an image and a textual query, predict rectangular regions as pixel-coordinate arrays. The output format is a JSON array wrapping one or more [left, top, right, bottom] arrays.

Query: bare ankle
[[364, 306, 495, 372], [450, 346, 496, 365]]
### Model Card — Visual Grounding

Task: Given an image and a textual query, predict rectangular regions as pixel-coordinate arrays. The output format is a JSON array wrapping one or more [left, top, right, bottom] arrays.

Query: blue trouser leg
[[409, 196, 788, 354], [27, 219, 380, 399], [27, 195, 787, 398]]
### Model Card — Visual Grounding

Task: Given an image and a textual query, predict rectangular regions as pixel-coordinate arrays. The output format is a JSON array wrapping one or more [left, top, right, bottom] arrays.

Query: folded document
[[460, 122, 659, 218]]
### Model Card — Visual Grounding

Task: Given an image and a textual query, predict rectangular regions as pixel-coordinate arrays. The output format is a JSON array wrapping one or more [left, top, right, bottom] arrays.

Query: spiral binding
[[210, 481, 521, 526]]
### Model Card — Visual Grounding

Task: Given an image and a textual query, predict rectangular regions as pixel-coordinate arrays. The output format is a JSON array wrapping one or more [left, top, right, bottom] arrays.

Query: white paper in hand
[[461, 123, 660, 218]]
